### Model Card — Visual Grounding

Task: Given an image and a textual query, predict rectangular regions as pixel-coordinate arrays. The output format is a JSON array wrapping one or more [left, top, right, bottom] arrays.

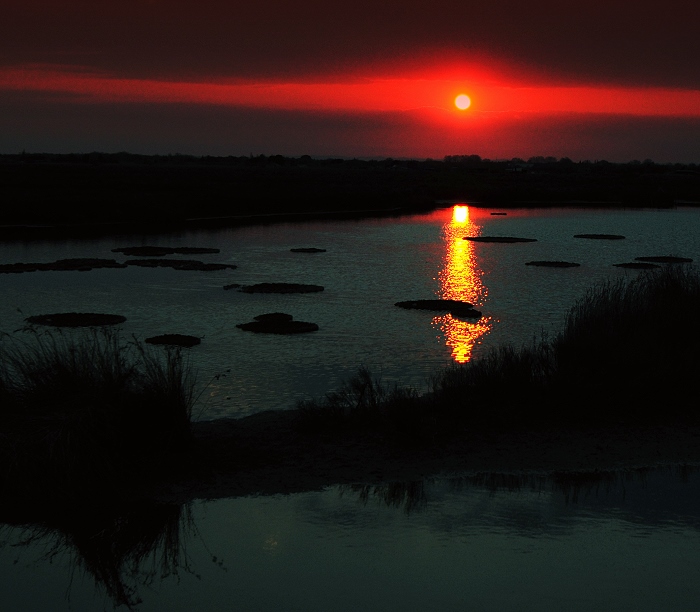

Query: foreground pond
[[2, 467, 699, 611]]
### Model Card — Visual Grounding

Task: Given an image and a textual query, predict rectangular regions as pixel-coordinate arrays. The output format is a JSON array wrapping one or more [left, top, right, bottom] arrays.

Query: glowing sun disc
[[453, 205, 468, 223], [455, 94, 471, 110]]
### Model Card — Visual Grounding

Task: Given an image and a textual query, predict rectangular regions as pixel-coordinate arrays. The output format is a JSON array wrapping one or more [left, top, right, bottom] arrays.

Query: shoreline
[[148, 410, 700, 504], [1, 199, 698, 242], [0, 203, 432, 241], [2, 153, 699, 240]]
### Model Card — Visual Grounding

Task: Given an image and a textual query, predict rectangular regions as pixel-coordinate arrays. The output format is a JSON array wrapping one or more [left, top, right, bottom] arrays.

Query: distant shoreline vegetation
[[0, 153, 698, 238]]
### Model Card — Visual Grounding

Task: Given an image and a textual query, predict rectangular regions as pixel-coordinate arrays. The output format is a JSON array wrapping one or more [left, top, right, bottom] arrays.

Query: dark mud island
[[236, 313, 319, 334], [1, 153, 700, 509]]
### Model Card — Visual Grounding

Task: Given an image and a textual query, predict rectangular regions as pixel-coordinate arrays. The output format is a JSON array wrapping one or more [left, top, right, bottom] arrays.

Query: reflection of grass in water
[[0, 328, 195, 500], [300, 265, 700, 434], [341, 481, 427, 515], [2, 502, 198, 609], [341, 466, 698, 514]]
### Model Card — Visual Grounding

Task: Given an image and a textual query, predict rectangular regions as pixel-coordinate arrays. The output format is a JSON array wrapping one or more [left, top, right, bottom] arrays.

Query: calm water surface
[[1, 205, 698, 419], [2, 207, 700, 610], [2, 468, 700, 611]]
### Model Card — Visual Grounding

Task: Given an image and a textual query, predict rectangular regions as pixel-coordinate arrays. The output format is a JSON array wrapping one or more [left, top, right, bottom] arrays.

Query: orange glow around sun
[[2, 64, 700, 119], [434, 205, 492, 363], [455, 94, 471, 110]]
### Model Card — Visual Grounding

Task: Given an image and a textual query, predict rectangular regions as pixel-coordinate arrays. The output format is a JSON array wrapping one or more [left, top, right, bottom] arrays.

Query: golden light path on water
[[435, 205, 493, 363]]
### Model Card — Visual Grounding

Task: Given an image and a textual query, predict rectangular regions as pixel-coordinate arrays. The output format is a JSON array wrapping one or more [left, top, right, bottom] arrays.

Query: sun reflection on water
[[435, 205, 492, 363]]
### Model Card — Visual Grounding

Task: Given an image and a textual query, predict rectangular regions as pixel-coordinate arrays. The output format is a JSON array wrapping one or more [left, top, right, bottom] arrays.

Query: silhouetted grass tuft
[[297, 366, 429, 441], [550, 262, 700, 420], [0, 328, 195, 500]]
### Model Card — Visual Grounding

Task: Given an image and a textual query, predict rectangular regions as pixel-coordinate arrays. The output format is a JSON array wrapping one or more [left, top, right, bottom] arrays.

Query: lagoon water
[[2, 206, 700, 610], [1, 205, 699, 419], [2, 468, 700, 611]]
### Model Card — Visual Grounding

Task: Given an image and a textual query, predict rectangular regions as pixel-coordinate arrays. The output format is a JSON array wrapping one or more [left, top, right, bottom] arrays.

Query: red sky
[[2, 1, 699, 161]]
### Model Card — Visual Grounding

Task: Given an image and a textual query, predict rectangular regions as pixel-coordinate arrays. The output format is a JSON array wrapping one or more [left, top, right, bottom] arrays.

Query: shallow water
[[2, 207, 700, 609], [2, 468, 700, 611], [0, 205, 699, 418]]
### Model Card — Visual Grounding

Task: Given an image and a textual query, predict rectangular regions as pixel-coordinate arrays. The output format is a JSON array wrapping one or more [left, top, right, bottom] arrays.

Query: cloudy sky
[[2, 1, 699, 161]]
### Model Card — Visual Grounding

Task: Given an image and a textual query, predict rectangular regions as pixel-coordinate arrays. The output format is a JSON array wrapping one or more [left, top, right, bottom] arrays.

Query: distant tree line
[[0, 151, 698, 234], [3, 151, 698, 170]]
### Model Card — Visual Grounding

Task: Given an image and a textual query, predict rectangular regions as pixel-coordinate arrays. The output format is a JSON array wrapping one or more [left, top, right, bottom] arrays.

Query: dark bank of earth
[[239, 282, 324, 294], [395, 299, 482, 319], [145, 334, 202, 347], [152, 412, 700, 502], [236, 312, 319, 334], [574, 233, 626, 240], [1, 153, 699, 238]]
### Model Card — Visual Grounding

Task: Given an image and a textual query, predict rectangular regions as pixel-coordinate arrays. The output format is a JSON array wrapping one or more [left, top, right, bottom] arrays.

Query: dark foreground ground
[[2, 153, 699, 238], [148, 411, 700, 504]]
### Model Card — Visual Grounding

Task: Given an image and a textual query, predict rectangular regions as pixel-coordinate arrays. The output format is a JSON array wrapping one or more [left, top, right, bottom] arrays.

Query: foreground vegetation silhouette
[[299, 264, 700, 437], [0, 329, 195, 503]]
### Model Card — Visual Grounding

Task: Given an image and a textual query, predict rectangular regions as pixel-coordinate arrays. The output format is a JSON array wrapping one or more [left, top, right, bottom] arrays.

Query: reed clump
[[436, 264, 700, 427], [297, 366, 429, 441], [300, 264, 700, 436], [0, 328, 195, 501]]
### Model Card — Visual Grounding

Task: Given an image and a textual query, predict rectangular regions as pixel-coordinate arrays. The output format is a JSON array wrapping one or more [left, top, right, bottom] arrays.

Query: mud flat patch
[[145, 334, 201, 347], [25, 312, 127, 327], [464, 236, 537, 243], [574, 234, 625, 240], [635, 256, 693, 264], [0, 258, 127, 273], [395, 299, 482, 319], [113, 246, 220, 256], [525, 261, 580, 267], [125, 259, 236, 271], [237, 313, 319, 334], [614, 262, 661, 269], [239, 283, 324, 294]]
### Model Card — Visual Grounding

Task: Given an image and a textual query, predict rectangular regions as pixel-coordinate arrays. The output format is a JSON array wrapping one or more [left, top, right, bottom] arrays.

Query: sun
[[455, 94, 471, 110]]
